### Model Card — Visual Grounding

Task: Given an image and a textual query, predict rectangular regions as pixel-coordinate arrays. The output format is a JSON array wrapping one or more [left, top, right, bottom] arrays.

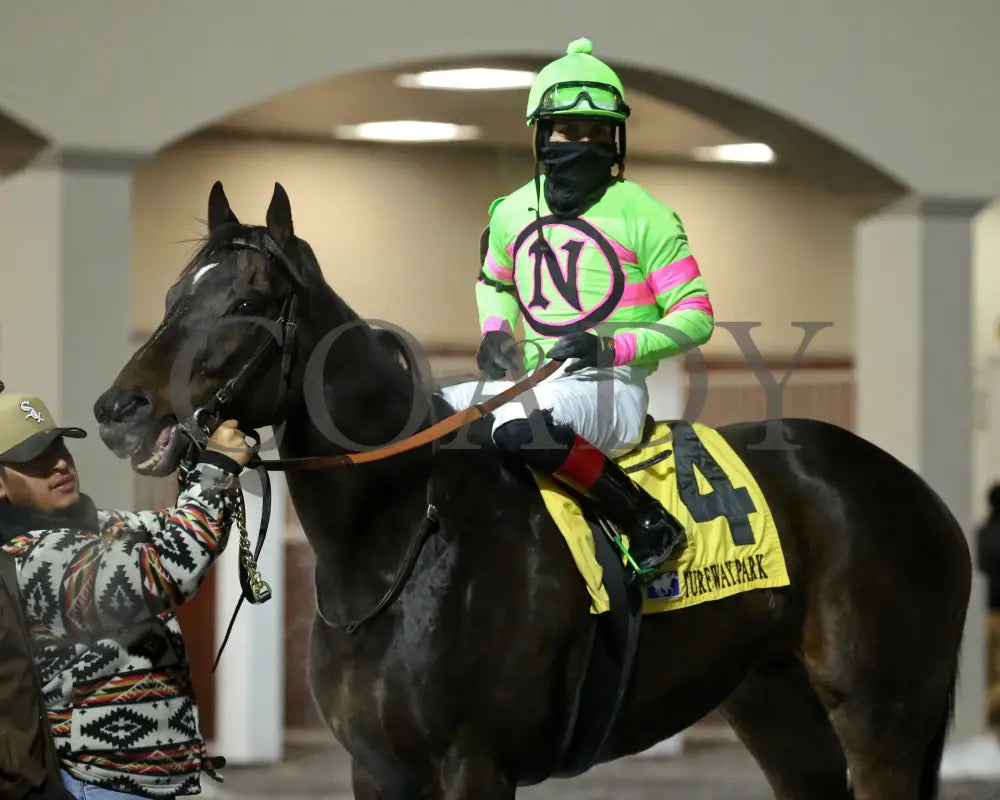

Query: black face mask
[[540, 140, 619, 218]]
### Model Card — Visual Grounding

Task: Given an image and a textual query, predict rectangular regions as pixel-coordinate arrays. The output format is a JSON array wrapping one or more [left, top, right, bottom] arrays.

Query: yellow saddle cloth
[[531, 420, 790, 615]]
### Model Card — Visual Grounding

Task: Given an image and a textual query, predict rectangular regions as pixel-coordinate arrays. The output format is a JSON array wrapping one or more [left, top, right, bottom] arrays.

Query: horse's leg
[[799, 554, 963, 799], [805, 645, 956, 800], [719, 654, 852, 799], [797, 522, 964, 797], [350, 751, 512, 800], [351, 760, 385, 800], [435, 752, 515, 800], [725, 418, 969, 800]]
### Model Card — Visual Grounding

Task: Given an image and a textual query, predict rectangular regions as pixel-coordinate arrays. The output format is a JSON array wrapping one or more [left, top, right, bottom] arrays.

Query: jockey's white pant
[[440, 362, 650, 457]]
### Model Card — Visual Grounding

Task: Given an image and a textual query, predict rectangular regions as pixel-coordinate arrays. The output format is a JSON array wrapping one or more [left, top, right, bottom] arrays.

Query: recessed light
[[334, 121, 481, 143], [395, 68, 536, 91], [691, 143, 775, 164]]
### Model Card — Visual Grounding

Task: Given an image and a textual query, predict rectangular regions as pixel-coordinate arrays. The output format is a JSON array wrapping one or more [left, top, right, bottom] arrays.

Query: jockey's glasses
[[536, 82, 631, 119]]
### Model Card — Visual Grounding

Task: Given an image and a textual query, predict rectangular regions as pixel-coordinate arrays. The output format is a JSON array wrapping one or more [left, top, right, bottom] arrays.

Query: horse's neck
[[276, 312, 437, 604], [279, 411, 436, 623], [294, 294, 424, 454]]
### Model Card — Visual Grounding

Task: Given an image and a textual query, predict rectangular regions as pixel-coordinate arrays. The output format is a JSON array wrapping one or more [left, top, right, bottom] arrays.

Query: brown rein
[[246, 359, 561, 471]]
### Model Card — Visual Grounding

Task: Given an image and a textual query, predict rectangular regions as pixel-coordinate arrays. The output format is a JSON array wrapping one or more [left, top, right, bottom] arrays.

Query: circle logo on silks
[[511, 215, 625, 336]]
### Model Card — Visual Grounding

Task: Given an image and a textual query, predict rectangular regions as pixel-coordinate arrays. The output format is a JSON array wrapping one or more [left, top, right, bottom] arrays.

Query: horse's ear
[[208, 180, 239, 230], [266, 182, 294, 248]]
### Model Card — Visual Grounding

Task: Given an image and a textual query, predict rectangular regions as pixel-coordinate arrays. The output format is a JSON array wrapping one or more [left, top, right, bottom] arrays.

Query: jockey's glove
[[548, 332, 616, 374], [476, 330, 523, 379]]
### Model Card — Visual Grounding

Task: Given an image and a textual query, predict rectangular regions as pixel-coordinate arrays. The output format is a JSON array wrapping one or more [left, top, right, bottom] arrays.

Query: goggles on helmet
[[535, 81, 631, 118]]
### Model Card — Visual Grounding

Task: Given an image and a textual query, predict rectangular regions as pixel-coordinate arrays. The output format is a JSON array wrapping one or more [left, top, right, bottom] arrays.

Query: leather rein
[[179, 232, 560, 668]]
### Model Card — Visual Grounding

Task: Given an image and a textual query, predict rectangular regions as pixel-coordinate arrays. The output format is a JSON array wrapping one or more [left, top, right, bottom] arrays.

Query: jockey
[[442, 37, 715, 581]]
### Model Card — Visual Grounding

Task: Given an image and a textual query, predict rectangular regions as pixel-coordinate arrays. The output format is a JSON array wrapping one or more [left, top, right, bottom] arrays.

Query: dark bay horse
[[95, 181, 970, 799]]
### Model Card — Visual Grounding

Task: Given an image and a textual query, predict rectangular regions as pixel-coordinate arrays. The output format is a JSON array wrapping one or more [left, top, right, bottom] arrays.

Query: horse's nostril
[[94, 389, 116, 424], [116, 392, 150, 419], [94, 389, 151, 424]]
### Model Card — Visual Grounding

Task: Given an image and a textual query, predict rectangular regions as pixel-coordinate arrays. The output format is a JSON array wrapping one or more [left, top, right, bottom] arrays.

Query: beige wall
[[973, 200, 1000, 524], [132, 134, 860, 360], [975, 201, 1000, 364]]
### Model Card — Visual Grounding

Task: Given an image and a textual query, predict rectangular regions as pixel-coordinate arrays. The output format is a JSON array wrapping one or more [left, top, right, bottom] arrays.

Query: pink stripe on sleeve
[[484, 251, 513, 283], [647, 255, 701, 296], [481, 317, 512, 334], [619, 280, 656, 308], [608, 238, 638, 266], [612, 332, 638, 366], [668, 294, 714, 316]]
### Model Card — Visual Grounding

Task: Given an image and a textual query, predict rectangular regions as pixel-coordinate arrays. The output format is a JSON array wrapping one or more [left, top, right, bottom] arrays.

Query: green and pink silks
[[477, 176, 715, 372]]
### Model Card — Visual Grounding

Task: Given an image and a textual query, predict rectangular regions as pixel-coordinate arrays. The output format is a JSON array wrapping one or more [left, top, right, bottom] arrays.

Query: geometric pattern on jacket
[[1, 456, 237, 798]]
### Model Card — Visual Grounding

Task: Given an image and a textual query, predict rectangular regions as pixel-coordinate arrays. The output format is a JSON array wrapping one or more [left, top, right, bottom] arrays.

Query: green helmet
[[525, 38, 630, 127]]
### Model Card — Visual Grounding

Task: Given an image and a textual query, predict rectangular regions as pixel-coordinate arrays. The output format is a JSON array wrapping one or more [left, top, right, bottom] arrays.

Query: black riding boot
[[493, 411, 686, 577], [581, 457, 686, 573]]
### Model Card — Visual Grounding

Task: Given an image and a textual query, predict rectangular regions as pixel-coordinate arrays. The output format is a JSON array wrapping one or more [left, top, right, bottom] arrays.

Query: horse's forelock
[[176, 222, 259, 281], [178, 224, 324, 299]]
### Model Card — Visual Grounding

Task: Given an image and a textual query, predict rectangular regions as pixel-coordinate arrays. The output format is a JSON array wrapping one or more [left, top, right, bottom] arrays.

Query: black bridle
[[172, 230, 306, 670], [177, 232, 303, 452]]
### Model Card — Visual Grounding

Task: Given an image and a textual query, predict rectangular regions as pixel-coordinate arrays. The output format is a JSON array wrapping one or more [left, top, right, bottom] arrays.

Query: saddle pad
[[532, 420, 790, 615]]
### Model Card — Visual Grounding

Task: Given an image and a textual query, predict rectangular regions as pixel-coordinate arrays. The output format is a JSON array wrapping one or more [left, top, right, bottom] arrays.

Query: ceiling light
[[691, 143, 776, 164], [334, 121, 481, 143], [395, 68, 536, 91]]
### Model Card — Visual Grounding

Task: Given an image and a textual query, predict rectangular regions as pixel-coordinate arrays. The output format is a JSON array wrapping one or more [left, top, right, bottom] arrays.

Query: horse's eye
[[233, 300, 259, 316]]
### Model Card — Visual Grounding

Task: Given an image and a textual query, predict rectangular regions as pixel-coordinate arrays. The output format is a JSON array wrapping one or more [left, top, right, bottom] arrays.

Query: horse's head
[[95, 180, 314, 476]]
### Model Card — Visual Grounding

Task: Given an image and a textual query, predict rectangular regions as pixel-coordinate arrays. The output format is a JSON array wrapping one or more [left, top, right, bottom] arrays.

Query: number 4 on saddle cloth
[[532, 418, 791, 615]]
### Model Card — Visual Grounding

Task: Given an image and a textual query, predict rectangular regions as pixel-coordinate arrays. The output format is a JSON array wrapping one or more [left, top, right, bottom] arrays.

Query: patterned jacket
[[0, 451, 240, 798]]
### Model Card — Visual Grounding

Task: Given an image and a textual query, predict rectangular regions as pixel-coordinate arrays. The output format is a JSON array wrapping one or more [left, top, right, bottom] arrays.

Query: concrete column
[[855, 195, 989, 744], [0, 149, 140, 510]]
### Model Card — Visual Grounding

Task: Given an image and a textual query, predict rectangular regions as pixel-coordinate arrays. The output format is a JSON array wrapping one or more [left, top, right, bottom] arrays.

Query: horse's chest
[[315, 541, 464, 746], [311, 520, 584, 776], [315, 635, 455, 789]]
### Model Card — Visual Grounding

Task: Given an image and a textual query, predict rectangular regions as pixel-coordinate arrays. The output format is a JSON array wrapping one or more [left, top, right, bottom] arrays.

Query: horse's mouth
[[132, 417, 188, 477]]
